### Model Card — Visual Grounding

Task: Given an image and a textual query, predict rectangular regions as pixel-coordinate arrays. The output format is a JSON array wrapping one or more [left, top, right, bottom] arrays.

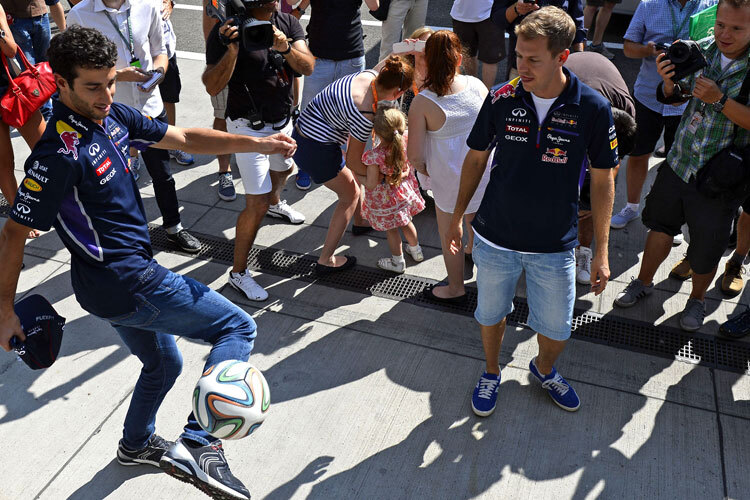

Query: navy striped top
[[297, 70, 376, 145]]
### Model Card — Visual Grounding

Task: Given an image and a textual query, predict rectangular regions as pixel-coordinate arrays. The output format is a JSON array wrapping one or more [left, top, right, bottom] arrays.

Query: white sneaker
[[576, 246, 592, 285], [267, 200, 305, 224], [404, 244, 424, 262], [377, 257, 406, 273], [610, 206, 640, 229], [228, 270, 268, 301], [673, 233, 684, 246]]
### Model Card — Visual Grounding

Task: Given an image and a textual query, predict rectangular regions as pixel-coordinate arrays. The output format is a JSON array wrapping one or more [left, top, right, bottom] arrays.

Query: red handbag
[[0, 48, 55, 128]]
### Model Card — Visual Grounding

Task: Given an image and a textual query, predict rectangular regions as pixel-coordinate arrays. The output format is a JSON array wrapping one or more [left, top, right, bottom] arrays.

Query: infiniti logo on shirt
[[16, 203, 30, 214], [511, 108, 527, 117]]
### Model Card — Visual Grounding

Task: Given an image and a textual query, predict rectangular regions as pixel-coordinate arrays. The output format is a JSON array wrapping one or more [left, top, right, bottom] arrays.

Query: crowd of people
[[0, 0, 748, 498]]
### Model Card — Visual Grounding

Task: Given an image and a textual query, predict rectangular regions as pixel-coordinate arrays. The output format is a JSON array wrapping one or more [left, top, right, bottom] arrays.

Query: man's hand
[[219, 19, 240, 47], [259, 133, 297, 158], [446, 218, 464, 256], [693, 75, 723, 104], [656, 52, 676, 95], [515, 1, 540, 16], [0, 310, 23, 352], [116, 66, 150, 83], [272, 26, 290, 53], [162, 0, 174, 21], [590, 254, 610, 295], [647, 41, 665, 57]]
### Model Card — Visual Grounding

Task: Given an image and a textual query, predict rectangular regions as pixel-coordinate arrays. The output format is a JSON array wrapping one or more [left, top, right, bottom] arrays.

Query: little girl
[[361, 107, 426, 273]]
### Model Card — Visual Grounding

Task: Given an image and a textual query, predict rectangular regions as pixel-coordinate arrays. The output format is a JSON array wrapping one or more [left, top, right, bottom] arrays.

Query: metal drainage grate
[[146, 225, 750, 374], [3, 197, 749, 374]]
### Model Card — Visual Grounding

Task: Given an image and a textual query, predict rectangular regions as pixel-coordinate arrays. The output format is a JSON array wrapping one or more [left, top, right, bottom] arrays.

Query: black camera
[[206, 0, 275, 50], [656, 40, 707, 81]]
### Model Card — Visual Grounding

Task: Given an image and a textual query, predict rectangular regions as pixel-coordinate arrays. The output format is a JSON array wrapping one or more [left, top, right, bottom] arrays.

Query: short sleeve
[[362, 149, 379, 165], [205, 23, 227, 66], [623, 2, 646, 44], [9, 154, 79, 231], [587, 102, 619, 169], [147, 1, 167, 59], [109, 103, 168, 151], [283, 13, 306, 42], [467, 94, 497, 151]]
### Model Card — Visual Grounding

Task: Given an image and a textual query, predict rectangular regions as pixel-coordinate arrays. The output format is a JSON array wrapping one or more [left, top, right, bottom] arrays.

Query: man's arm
[[692, 75, 750, 130], [153, 125, 297, 157], [588, 166, 615, 295], [0, 220, 32, 351], [49, 2, 66, 31], [623, 39, 661, 59], [271, 27, 314, 76], [363, 0, 379, 10], [445, 149, 492, 255], [202, 21, 239, 96]]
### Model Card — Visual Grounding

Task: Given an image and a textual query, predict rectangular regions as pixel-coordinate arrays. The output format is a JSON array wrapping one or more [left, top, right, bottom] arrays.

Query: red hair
[[422, 30, 462, 97], [376, 55, 415, 91]]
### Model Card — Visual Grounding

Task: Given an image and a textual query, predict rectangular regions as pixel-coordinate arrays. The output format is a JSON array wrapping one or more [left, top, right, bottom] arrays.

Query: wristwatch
[[713, 93, 728, 113], [294, 6, 305, 15]]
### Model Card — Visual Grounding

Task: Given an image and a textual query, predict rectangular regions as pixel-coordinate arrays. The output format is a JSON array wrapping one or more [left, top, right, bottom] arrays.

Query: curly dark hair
[[47, 26, 118, 87]]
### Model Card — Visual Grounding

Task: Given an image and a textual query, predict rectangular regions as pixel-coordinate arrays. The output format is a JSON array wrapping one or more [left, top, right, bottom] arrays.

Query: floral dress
[[361, 139, 425, 231]]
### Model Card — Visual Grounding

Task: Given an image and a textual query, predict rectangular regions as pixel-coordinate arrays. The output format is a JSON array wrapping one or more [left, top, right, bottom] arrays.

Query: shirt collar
[[516, 67, 581, 106], [93, 0, 131, 14], [51, 98, 100, 135]]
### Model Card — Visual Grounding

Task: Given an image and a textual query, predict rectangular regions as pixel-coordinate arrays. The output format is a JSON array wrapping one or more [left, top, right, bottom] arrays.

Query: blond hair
[[373, 106, 408, 187], [515, 6, 576, 55]]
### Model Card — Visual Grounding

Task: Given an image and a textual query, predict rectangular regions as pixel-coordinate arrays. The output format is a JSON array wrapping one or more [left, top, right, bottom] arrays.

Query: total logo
[[95, 157, 112, 177], [506, 124, 529, 134], [541, 147, 568, 164], [100, 167, 116, 185]]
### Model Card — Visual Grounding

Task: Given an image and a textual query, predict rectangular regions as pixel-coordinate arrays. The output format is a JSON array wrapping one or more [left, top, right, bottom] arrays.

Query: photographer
[[203, 0, 313, 302], [614, 0, 750, 333]]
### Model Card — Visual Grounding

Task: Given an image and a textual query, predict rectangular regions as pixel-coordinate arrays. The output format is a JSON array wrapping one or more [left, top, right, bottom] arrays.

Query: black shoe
[[314, 255, 357, 275], [160, 438, 251, 500], [167, 230, 202, 254], [422, 284, 468, 305], [719, 310, 750, 340], [351, 224, 373, 236], [117, 434, 174, 467], [653, 145, 667, 158]]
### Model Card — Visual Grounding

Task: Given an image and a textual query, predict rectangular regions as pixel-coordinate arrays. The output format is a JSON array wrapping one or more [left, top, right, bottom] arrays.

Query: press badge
[[130, 58, 141, 68], [686, 111, 703, 134]]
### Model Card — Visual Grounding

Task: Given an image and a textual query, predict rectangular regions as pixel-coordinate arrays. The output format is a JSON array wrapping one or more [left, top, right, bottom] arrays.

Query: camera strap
[[727, 69, 750, 145], [104, 9, 137, 64]]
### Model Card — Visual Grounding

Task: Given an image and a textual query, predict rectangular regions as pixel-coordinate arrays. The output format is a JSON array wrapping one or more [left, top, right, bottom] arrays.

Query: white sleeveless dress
[[419, 75, 492, 214]]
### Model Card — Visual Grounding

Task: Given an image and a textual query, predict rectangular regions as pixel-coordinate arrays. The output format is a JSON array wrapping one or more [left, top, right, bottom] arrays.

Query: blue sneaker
[[169, 149, 195, 166], [529, 358, 580, 412], [295, 170, 311, 191], [218, 172, 236, 201], [471, 371, 500, 417]]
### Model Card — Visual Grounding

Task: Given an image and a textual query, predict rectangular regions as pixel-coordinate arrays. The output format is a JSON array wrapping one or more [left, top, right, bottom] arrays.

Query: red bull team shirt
[[10, 99, 169, 318], [467, 68, 618, 253]]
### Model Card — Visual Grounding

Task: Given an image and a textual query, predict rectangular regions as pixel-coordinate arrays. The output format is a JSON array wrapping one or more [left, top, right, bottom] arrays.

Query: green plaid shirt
[[667, 38, 750, 183]]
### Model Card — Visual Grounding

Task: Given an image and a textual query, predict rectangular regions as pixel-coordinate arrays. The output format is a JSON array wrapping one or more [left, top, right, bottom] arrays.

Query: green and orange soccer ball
[[192, 360, 271, 440]]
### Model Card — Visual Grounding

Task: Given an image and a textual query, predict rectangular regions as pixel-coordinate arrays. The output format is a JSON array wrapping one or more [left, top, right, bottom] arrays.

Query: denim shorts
[[473, 238, 576, 341], [291, 126, 345, 184]]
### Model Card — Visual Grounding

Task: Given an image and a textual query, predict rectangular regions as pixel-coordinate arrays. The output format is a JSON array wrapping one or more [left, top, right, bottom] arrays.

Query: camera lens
[[668, 41, 690, 64]]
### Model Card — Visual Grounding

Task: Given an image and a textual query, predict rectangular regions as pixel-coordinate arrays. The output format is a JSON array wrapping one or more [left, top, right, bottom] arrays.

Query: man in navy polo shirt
[[0, 26, 295, 500], [446, 7, 617, 416]]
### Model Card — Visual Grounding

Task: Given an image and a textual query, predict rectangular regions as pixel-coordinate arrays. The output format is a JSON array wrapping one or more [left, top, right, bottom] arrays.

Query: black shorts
[[158, 55, 182, 104], [642, 163, 739, 274], [452, 18, 506, 64], [631, 98, 681, 157], [579, 169, 592, 211]]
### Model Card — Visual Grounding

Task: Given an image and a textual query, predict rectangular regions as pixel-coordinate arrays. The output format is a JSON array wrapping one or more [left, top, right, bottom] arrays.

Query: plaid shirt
[[668, 38, 750, 183]]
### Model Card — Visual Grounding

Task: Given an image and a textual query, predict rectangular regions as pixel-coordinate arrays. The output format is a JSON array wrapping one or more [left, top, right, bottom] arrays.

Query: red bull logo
[[542, 148, 568, 164], [491, 77, 521, 103], [56, 121, 82, 160]]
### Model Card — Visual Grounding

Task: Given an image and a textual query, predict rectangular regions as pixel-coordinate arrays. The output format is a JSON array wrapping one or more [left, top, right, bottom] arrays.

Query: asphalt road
[[165, 0, 643, 92]]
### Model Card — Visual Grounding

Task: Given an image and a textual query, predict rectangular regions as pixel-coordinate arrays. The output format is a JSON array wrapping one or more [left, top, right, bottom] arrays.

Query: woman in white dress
[[407, 30, 491, 303]]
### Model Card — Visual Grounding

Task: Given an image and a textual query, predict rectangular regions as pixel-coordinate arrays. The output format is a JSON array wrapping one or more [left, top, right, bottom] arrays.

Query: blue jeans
[[300, 55, 366, 110], [10, 15, 52, 120], [107, 269, 257, 449], [472, 238, 576, 341]]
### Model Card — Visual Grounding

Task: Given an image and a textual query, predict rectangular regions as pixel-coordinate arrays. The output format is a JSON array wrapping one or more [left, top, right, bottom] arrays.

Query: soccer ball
[[192, 360, 271, 440]]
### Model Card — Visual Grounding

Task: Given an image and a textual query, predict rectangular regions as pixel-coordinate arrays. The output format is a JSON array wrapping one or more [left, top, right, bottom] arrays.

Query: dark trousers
[[141, 110, 180, 229]]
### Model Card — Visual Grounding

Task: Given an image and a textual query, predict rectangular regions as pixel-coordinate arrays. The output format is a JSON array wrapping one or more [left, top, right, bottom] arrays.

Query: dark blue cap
[[11, 294, 66, 370]]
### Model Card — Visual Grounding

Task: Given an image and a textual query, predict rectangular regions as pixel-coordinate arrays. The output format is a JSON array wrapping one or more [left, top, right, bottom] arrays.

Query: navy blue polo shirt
[[10, 99, 169, 318], [467, 68, 618, 253]]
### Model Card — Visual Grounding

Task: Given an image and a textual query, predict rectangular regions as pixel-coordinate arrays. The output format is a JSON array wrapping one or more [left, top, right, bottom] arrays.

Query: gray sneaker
[[611, 206, 640, 229], [590, 43, 615, 60], [614, 278, 654, 308], [680, 298, 705, 332]]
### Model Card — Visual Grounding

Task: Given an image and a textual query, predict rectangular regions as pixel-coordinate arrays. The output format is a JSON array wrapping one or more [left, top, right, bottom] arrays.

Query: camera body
[[206, 0, 275, 51], [656, 40, 707, 81]]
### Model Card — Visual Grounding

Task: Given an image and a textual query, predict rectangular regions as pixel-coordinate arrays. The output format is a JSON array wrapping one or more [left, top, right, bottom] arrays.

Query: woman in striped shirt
[[293, 56, 415, 273]]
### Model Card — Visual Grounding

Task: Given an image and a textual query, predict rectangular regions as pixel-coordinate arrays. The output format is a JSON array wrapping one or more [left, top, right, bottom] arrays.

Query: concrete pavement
[[2, 57, 750, 500]]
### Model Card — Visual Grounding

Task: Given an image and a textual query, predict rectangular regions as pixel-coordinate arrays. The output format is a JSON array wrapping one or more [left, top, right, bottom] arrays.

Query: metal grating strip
[[2, 193, 748, 374], [146, 224, 750, 374]]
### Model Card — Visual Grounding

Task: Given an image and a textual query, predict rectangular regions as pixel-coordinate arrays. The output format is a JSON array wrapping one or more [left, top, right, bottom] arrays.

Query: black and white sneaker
[[117, 434, 174, 467], [160, 438, 251, 500]]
